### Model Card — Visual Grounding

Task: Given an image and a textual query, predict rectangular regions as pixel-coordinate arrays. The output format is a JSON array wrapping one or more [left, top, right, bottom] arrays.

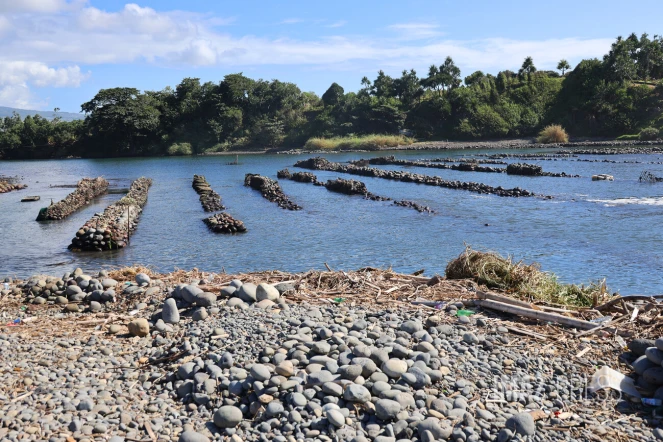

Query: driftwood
[[474, 299, 631, 336]]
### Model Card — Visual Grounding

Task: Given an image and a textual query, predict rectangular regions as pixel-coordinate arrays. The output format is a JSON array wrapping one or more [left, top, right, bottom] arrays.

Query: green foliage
[[616, 134, 640, 140], [2, 33, 663, 159], [322, 83, 344, 107], [167, 142, 193, 156], [640, 127, 660, 140]]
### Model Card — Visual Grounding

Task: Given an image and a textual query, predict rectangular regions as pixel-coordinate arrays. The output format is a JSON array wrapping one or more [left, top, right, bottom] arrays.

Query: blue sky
[[0, 0, 661, 112]]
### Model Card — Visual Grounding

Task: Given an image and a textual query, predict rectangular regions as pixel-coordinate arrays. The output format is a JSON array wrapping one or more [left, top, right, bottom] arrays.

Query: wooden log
[[477, 291, 541, 310], [474, 299, 631, 336]]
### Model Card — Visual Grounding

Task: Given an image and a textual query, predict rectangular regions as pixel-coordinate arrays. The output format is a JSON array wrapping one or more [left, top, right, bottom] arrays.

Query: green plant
[[167, 142, 193, 156], [616, 134, 640, 140], [639, 127, 660, 140], [537, 124, 569, 143]]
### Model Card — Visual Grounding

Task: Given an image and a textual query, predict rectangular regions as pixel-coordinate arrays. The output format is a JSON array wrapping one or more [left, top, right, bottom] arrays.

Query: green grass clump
[[167, 142, 193, 156], [304, 134, 414, 151], [445, 246, 612, 307], [536, 124, 569, 144], [616, 134, 640, 140]]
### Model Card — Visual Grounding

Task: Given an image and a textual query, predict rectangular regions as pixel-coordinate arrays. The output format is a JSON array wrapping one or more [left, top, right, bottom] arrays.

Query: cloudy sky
[[1, 0, 661, 112]]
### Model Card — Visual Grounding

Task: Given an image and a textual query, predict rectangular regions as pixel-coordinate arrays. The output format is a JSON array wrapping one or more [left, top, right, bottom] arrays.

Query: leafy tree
[[322, 83, 344, 106], [518, 57, 537, 81], [557, 59, 571, 75]]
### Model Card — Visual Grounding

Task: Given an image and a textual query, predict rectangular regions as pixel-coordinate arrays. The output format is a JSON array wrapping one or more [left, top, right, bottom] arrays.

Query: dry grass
[[537, 124, 569, 144], [445, 247, 612, 307], [304, 134, 415, 151]]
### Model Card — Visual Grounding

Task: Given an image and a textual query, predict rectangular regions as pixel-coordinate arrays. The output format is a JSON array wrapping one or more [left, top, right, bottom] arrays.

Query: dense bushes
[[167, 142, 193, 156], [640, 127, 660, 140]]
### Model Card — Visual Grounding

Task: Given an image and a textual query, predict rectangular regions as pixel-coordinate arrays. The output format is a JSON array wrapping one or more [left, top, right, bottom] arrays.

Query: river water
[[1, 148, 662, 294]]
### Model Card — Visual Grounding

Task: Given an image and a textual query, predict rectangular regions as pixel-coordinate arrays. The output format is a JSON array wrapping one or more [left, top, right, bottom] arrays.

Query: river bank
[[0, 265, 661, 442]]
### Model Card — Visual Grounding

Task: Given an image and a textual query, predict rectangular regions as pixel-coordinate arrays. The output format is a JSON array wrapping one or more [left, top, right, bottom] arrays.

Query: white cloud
[[0, 62, 89, 108], [0, 0, 84, 13], [326, 20, 347, 28], [0, 2, 615, 108], [387, 23, 444, 40], [279, 18, 304, 25]]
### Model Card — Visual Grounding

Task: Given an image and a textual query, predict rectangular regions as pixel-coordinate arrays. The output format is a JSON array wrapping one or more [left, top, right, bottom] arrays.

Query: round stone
[[128, 318, 150, 337], [162, 298, 180, 324], [256, 283, 280, 302], [213, 406, 243, 428], [505, 412, 536, 436], [382, 359, 408, 378], [375, 399, 401, 421], [250, 364, 271, 382], [343, 384, 371, 403], [178, 431, 210, 442], [326, 409, 345, 428]]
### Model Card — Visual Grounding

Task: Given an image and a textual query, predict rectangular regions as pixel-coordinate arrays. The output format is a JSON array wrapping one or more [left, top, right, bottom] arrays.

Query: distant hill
[[0, 106, 84, 122]]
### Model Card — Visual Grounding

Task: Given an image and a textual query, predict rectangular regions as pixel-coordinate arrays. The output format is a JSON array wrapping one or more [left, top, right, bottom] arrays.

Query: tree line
[[1, 33, 662, 159]]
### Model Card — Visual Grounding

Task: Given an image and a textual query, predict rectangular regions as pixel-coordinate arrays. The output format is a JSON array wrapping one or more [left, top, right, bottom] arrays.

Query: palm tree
[[557, 59, 571, 75]]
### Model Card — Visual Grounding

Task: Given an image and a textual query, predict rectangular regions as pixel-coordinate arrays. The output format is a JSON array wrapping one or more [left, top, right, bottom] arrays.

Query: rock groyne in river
[[0, 180, 27, 193], [294, 157, 547, 198], [192, 175, 225, 212], [36, 177, 108, 221], [68, 177, 152, 251], [278, 169, 435, 213], [244, 174, 302, 210], [203, 212, 247, 234]]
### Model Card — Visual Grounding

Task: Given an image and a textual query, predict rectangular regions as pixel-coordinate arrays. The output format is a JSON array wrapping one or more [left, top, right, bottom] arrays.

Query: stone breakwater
[[294, 157, 546, 198], [1, 267, 660, 442], [0, 180, 27, 193], [244, 174, 302, 210], [367, 156, 578, 178], [203, 213, 247, 234], [36, 177, 109, 221], [558, 147, 663, 155], [278, 169, 435, 213], [68, 177, 152, 251], [504, 163, 578, 178], [365, 156, 505, 174], [192, 175, 225, 212]]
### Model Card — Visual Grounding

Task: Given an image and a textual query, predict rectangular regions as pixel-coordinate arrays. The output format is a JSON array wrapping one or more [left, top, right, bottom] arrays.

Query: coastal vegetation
[[445, 247, 611, 307], [303, 134, 413, 151], [536, 124, 569, 144], [1, 33, 662, 159]]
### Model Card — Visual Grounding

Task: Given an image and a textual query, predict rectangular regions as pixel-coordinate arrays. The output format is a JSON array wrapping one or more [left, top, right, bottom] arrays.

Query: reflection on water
[[1, 147, 663, 295]]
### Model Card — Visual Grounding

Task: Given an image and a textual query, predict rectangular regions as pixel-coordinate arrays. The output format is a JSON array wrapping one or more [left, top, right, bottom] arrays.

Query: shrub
[[167, 142, 192, 156], [639, 127, 660, 141], [537, 124, 569, 143]]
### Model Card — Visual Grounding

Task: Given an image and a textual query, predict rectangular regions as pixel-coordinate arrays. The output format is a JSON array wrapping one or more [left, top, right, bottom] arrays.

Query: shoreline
[[0, 265, 659, 441]]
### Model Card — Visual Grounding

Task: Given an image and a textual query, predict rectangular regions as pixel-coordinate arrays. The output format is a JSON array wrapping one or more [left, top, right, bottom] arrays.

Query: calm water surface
[[1, 147, 663, 295]]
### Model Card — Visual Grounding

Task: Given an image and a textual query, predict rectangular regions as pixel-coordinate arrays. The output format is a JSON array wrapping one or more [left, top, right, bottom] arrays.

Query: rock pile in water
[[244, 174, 302, 210], [368, 156, 505, 174], [36, 177, 109, 221], [506, 163, 543, 176], [277, 169, 435, 213], [294, 157, 545, 198], [68, 177, 152, 251], [192, 175, 225, 212], [0, 180, 27, 193], [203, 213, 247, 234]]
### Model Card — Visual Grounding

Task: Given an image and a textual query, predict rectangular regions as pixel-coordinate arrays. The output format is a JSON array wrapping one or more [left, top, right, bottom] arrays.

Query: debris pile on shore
[[68, 177, 152, 251], [203, 212, 247, 234], [192, 175, 225, 212], [0, 179, 27, 193], [244, 173, 302, 210], [1, 262, 661, 442], [295, 157, 545, 198], [36, 177, 109, 221]]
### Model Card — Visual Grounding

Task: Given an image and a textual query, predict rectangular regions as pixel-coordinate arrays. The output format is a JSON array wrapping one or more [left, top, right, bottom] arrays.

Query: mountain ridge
[[0, 106, 84, 122]]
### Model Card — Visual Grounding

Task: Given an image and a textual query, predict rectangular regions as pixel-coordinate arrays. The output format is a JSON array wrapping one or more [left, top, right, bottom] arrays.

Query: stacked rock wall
[[37, 177, 108, 221], [244, 174, 302, 210], [68, 177, 152, 251], [0, 180, 27, 193], [192, 175, 225, 212]]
